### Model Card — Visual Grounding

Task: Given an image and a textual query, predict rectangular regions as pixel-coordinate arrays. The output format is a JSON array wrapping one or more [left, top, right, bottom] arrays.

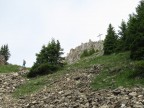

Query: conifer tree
[[125, 14, 137, 50], [0, 44, 11, 62], [35, 39, 64, 66], [104, 24, 117, 55], [28, 39, 64, 77], [130, 0, 144, 60], [117, 20, 127, 51]]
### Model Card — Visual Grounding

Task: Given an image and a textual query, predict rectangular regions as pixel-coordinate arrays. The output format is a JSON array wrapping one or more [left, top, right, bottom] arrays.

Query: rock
[[74, 76, 81, 80], [138, 95, 143, 98], [66, 41, 103, 64], [129, 92, 137, 97], [121, 104, 126, 108], [112, 89, 121, 95], [58, 91, 64, 94], [0, 55, 6, 65], [100, 105, 109, 108]]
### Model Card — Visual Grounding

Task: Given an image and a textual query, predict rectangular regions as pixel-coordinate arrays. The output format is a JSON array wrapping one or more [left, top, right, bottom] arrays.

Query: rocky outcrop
[[0, 55, 5, 65], [66, 40, 103, 64]]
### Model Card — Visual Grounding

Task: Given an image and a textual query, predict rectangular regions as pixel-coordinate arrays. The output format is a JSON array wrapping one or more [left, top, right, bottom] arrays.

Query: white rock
[[129, 92, 137, 97]]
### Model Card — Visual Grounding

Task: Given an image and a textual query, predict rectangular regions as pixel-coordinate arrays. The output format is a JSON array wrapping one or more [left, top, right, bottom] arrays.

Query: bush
[[130, 37, 144, 60], [27, 63, 58, 78], [80, 48, 96, 58], [130, 60, 144, 78], [135, 60, 144, 72], [89, 48, 95, 55], [80, 49, 89, 58], [130, 47, 144, 60]]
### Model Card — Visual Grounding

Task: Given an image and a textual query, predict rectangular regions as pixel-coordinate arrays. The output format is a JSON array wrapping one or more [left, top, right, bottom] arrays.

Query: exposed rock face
[[66, 40, 103, 64], [0, 55, 5, 65]]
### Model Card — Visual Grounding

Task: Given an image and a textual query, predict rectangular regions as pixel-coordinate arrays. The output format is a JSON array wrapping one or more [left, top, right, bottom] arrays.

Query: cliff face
[[66, 40, 103, 64]]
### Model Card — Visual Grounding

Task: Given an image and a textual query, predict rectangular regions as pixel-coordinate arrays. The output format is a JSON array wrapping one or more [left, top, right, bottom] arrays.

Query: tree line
[[104, 0, 144, 60]]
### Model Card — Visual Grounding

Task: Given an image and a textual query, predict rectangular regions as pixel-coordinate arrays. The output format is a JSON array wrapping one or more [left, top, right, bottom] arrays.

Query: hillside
[[0, 52, 144, 107]]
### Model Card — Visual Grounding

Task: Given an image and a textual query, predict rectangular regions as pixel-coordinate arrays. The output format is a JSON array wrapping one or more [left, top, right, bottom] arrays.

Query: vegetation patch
[[13, 69, 68, 98], [0, 64, 20, 73], [68, 52, 144, 89], [13, 75, 49, 98], [27, 63, 58, 78], [129, 60, 144, 78], [80, 48, 97, 58], [91, 52, 144, 89], [27, 39, 64, 78]]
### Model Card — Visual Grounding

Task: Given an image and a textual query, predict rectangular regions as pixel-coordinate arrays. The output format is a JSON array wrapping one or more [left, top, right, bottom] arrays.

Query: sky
[[0, 0, 141, 67]]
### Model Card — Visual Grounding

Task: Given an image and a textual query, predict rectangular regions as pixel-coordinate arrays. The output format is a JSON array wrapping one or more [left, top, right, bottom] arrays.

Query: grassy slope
[[90, 52, 144, 89], [0, 64, 20, 73], [13, 69, 68, 98], [13, 52, 144, 97], [70, 52, 144, 89]]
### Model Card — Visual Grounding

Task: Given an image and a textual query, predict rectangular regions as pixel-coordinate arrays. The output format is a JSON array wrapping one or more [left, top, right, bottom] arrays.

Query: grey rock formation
[[0, 55, 5, 65], [66, 40, 103, 64]]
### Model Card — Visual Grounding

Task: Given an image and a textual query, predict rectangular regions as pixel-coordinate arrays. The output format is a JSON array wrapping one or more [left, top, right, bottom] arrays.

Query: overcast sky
[[0, 0, 141, 67]]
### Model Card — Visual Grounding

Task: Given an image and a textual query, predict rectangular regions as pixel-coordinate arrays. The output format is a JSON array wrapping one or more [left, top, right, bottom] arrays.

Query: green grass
[[68, 52, 144, 89], [13, 75, 49, 98], [13, 69, 68, 98], [0, 64, 20, 73], [90, 52, 144, 89], [13, 51, 144, 98]]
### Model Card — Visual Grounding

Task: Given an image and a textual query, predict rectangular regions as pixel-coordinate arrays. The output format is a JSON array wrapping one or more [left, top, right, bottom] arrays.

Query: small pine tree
[[35, 39, 64, 66], [104, 24, 117, 55], [28, 39, 64, 77], [116, 20, 127, 52], [0, 44, 11, 62]]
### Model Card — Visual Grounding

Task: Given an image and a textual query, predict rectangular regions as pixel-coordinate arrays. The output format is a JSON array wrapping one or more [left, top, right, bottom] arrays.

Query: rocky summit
[[66, 40, 103, 64], [0, 67, 144, 108]]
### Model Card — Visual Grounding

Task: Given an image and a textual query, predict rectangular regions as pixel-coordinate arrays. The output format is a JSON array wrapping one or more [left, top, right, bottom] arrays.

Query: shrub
[[89, 48, 95, 55], [27, 63, 58, 78], [130, 37, 144, 60], [80, 48, 96, 58], [135, 60, 144, 72], [80, 49, 89, 58], [130, 60, 144, 78]]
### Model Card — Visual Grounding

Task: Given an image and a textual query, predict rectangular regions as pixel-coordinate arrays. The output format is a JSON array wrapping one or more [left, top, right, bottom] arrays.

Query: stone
[[100, 105, 109, 108], [129, 92, 137, 97], [121, 104, 126, 108], [0, 55, 5, 65], [58, 91, 64, 94], [112, 89, 121, 95]]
